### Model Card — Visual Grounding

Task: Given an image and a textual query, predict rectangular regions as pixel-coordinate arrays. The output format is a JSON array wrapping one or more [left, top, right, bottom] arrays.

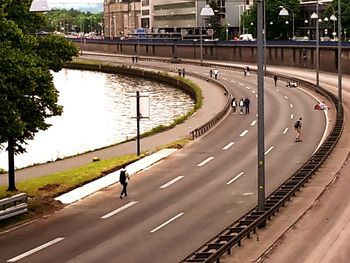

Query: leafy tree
[[242, 0, 300, 40], [0, 0, 78, 191], [207, 0, 224, 39]]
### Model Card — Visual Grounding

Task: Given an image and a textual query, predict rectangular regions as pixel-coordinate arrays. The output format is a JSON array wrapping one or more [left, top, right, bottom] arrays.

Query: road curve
[[0, 60, 328, 263]]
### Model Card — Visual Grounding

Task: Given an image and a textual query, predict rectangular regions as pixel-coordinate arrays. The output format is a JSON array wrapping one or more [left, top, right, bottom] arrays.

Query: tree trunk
[[7, 138, 17, 191]]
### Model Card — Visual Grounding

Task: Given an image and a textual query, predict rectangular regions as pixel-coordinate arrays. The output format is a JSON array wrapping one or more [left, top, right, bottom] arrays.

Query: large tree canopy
[[0, 0, 79, 190]]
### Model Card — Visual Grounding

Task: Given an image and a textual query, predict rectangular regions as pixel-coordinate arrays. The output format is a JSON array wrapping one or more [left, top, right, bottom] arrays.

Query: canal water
[[0, 69, 195, 170]]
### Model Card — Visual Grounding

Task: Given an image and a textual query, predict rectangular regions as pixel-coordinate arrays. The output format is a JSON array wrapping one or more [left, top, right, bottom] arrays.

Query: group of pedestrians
[[231, 97, 250, 115], [209, 68, 219, 79], [131, 56, 139, 63], [178, 68, 186, 77]]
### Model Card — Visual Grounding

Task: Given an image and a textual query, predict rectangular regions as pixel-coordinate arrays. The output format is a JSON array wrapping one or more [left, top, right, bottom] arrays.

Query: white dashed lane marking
[[160, 176, 184, 189], [197, 157, 215, 167], [250, 120, 257, 126], [101, 201, 138, 219], [227, 172, 244, 185], [291, 114, 294, 119], [223, 142, 235, 150], [265, 146, 274, 155], [150, 213, 184, 233], [7, 238, 65, 262], [283, 128, 288, 134], [240, 130, 249, 137]]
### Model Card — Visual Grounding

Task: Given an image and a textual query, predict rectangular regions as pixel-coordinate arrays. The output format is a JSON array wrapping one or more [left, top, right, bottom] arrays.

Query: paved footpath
[[0, 57, 227, 185]]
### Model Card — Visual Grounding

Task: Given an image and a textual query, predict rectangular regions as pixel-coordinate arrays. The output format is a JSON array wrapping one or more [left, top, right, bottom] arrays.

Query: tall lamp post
[[200, 4, 214, 65], [337, 0, 342, 115], [311, 1, 320, 89], [257, 0, 265, 215], [279, 6, 295, 40]]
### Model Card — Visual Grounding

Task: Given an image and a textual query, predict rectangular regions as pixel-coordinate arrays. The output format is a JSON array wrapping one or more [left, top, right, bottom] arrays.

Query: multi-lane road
[[0, 62, 329, 263]]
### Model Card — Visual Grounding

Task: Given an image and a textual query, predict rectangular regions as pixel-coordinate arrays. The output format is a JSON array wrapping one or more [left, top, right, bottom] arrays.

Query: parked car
[[238, 34, 255, 41]]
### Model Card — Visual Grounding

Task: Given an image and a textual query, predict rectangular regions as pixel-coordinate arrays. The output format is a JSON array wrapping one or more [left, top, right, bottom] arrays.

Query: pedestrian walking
[[294, 117, 303, 142], [231, 97, 237, 114], [244, 67, 247, 77], [132, 56, 135, 63], [119, 165, 130, 199], [214, 69, 219, 79], [246, 66, 250, 76], [274, 75, 278, 87], [244, 97, 251, 114], [178, 68, 182, 76], [209, 69, 213, 78], [239, 98, 245, 114], [135, 56, 138, 63], [182, 68, 186, 77]]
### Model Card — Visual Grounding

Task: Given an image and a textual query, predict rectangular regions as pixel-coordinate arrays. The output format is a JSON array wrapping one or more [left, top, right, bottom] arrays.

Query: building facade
[[103, 0, 141, 39], [103, 0, 254, 39]]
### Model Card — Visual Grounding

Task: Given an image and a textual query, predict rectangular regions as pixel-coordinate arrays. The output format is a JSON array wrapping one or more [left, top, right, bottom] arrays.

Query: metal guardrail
[[0, 193, 28, 221], [181, 73, 343, 263]]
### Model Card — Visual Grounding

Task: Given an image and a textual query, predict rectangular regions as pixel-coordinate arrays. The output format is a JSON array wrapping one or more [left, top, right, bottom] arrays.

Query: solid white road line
[[265, 146, 274, 155], [227, 172, 244, 185], [7, 238, 65, 262], [160, 176, 184, 189], [240, 130, 249, 137], [150, 213, 184, 233], [283, 128, 289, 135], [290, 114, 294, 119], [197, 157, 215, 167], [222, 142, 235, 150], [101, 201, 138, 219], [250, 120, 257, 126]]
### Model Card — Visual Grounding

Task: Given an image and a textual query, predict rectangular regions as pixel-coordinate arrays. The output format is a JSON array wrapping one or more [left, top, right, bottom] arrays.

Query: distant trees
[[0, 0, 78, 191], [43, 9, 103, 35]]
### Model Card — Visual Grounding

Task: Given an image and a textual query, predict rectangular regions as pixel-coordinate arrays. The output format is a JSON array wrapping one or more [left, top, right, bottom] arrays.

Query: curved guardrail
[[181, 75, 343, 263]]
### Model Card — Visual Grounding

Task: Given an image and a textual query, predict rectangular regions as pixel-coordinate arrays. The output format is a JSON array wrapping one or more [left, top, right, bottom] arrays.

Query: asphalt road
[[0, 62, 328, 263], [218, 65, 350, 262]]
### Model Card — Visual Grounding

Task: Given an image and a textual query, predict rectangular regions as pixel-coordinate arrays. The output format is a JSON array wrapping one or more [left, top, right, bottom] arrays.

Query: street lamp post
[[279, 6, 295, 40], [311, 1, 320, 89], [199, 4, 214, 65], [337, 0, 342, 115], [257, 0, 265, 215]]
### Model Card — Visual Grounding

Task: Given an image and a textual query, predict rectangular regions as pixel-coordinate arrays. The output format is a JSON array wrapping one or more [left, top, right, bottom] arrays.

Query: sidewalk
[[0, 60, 227, 186]]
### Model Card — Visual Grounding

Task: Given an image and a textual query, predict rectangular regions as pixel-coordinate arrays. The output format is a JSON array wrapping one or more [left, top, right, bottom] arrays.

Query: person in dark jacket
[[119, 165, 130, 199], [244, 97, 251, 114]]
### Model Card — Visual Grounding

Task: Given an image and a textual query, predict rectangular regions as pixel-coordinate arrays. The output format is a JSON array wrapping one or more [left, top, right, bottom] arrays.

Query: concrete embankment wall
[[75, 39, 350, 74]]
